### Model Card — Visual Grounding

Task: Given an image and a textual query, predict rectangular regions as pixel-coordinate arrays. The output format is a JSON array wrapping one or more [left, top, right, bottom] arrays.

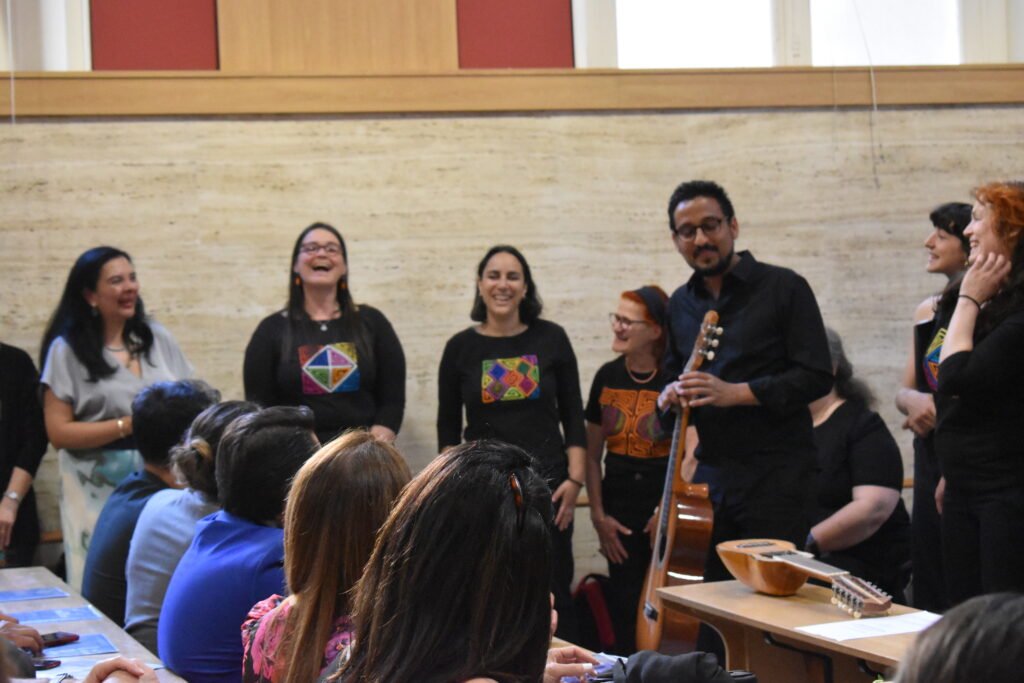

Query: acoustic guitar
[[635, 310, 721, 653], [717, 539, 892, 618]]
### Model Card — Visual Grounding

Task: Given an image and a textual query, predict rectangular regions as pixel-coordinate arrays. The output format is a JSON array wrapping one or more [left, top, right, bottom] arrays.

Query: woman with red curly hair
[[935, 181, 1024, 605]]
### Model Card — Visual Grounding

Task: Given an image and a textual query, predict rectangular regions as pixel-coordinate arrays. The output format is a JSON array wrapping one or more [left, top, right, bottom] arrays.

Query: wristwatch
[[4, 491, 22, 505]]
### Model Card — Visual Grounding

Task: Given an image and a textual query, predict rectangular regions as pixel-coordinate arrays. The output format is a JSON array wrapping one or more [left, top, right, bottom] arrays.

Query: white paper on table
[[794, 611, 942, 641]]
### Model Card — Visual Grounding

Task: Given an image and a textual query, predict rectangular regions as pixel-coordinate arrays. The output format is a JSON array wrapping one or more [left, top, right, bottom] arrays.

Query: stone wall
[[2, 106, 1022, 570]]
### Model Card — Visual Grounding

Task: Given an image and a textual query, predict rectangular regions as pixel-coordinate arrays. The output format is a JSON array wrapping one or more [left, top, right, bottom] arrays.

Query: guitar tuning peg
[[705, 351, 715, 361], [710, 339, 720, 347], [715, 326, 724, 335]]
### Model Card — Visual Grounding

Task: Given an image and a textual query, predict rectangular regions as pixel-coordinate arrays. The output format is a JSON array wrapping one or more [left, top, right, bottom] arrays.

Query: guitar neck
[[769, 551, 849, 583]]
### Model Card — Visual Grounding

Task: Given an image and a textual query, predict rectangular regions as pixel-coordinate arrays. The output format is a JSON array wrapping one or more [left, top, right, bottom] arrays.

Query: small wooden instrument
[[717, 539, 892, 618], [635, 311, 722, 653]]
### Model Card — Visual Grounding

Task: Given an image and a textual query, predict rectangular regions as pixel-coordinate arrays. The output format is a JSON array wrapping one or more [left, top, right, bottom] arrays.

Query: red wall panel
[[91, 0, 218, 70], [457, 0, 574, 69]]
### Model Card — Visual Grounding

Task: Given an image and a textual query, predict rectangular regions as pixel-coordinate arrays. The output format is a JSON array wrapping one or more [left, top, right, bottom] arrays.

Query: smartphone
[[32, 658, 61, 671], [41, 631, 79, 647]]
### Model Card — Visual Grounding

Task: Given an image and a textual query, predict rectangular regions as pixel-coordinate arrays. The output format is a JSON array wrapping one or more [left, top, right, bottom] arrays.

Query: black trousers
[[697, 457, 814, 659], [941, 483, 1024, 606], [910, 435, 947, 611]]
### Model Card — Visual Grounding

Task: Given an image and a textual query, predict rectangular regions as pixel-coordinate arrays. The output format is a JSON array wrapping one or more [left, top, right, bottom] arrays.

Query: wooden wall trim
[[2, 65, 1023, 117]]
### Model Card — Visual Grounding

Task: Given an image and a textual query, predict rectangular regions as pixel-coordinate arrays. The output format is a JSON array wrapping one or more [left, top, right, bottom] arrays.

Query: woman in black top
[[584, 286, 672, 653], [437, 245, 587, 641], [0, 343, 48, 567], [894, 202, 970, 611], [936, 181, 1024, 605], [244, 223, 406, 445], [808, 329, 910, 601]]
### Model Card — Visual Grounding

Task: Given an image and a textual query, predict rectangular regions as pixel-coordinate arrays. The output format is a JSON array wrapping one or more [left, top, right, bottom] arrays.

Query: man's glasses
[[608, 313, 649, 330], [299, 242, 343, 255], [673, 216, 726, 241]]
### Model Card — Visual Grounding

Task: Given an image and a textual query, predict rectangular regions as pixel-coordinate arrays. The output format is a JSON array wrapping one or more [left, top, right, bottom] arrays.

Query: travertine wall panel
[[2, 107, 1022, 547]]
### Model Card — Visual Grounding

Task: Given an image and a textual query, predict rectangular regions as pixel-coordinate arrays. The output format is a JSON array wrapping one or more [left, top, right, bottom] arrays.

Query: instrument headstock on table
[[684, 311, 723, 374], [716, 539, 892, 618]]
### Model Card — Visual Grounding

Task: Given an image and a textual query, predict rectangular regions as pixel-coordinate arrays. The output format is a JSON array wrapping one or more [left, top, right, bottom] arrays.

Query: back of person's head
[[215, 406, 318, 523], [131, 380, 220, 466], [895, 592, 1024, 683], [170, 400, 260, 501], [280, 430, 411, 683], [824, 327, 874, 407], [338, 440, 553, 683]]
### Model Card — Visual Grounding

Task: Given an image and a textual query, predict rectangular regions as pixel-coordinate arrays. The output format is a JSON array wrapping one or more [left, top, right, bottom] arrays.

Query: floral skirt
[[58, 447, 141, 590]]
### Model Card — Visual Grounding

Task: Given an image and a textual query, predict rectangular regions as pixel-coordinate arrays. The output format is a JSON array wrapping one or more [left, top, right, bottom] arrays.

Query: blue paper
[[7, 605, 101, 624], [42, 633, 118, 658], [0, 587, 68, 602]]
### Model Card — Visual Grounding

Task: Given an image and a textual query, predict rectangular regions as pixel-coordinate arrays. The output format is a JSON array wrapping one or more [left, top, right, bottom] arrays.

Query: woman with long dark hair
[[39, 246, 192, 588], [437, 245, 587, 641], [584, 285, 672, 653], [807, 328, 910, 600], [244, 222, 406, 445], [330, 440, 595, 683], [895, 201, 970, 611], [241, 430, 411, 683], [935, 181, 1024, 604]]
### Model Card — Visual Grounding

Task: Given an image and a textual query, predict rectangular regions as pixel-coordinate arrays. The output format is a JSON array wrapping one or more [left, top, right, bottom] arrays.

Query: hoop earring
[[339, 280, 347, 291], [294, 276, 301, 287]]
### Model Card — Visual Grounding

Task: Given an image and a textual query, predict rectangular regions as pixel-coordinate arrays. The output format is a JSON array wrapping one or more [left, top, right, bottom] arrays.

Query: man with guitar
[[657, 180, 833, 586]]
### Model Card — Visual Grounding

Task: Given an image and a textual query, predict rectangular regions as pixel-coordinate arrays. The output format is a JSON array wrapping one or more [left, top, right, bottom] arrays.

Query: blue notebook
[[0, 587, 68, 602]]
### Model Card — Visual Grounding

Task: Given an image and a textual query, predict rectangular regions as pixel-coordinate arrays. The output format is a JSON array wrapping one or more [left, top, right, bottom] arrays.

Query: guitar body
[[635, 483, 713, 652], [635, 311, 721, 653]]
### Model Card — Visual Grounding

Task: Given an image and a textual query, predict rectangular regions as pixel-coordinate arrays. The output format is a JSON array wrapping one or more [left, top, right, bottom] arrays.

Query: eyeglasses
[[609, 313, 649, 329], [299, 242, 343, 255], [673, 216, 726, 241], [509, 472, 525, 533]]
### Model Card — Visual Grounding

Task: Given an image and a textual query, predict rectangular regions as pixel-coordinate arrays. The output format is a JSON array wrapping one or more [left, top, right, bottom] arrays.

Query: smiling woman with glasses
[[585, 285, 672, 654], [243, 222, 406, 445]]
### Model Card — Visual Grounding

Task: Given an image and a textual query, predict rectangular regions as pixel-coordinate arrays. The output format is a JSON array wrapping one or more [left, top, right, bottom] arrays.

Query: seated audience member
[[125, 400, 259, 654], [241, 430, 411, 683], [158, 406, 318, 683], [328, 439, 595, 683], [807, 329, 910, 601], [0, 342, 48, 569], [895, 592, 1024, 683], [0, 613, 40, 679], [81, 379, 219, 625]]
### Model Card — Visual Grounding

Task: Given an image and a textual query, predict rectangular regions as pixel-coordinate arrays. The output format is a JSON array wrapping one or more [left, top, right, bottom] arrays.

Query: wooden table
[[0, 567, 184, 681], [658, 581, 920, 683]]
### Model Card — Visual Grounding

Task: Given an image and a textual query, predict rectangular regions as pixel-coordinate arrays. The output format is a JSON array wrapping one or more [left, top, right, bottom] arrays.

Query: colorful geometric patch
[[922, 327, 946, 392], [481, 355, 541, 403], [299, 342, 360, 395], [599, 387, 669, 459]]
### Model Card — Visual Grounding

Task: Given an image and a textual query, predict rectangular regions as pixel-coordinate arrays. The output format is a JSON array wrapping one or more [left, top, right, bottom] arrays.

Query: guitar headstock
[[832, 574, 892, 618], [685, 311, 723, 373]]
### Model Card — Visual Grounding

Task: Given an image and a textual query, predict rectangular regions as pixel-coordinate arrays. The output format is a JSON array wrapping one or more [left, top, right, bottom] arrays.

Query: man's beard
[[694, 246, 736, 277]]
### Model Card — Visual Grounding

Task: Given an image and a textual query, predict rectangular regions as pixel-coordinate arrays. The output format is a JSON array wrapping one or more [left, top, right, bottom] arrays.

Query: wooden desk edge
[[657, 581, 915, 668]]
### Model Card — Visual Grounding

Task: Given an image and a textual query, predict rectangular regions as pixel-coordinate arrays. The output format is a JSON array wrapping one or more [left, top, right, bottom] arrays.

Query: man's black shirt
[[665, 251, 832, 472]]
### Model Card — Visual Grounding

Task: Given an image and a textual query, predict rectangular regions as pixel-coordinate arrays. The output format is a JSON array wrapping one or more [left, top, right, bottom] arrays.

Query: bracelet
[[959, 294, 983, 308], [116, 418, 127, 438], [567, 476, 584, 488]]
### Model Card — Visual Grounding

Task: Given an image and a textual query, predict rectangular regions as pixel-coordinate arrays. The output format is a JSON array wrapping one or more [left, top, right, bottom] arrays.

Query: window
[[616, 0, 774, 69], [810, 0, 960, 66]]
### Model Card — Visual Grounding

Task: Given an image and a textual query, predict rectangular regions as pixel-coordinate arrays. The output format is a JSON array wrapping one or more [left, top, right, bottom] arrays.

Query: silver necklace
[[625, 361, 657, 384]]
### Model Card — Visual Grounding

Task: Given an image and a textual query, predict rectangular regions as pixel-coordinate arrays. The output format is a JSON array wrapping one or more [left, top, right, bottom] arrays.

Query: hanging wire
[[5, 0, 14, 124], [850, 0, 881, 188]]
